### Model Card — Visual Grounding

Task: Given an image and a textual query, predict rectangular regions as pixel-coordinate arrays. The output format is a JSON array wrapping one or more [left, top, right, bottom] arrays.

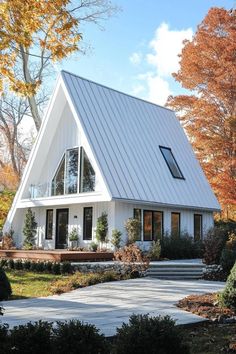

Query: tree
[[0, 267, 12, 301], [23, 207, 37, 249], [96, 212, 108, 245], [0, 0, 118, 131], [167, 8, 236, 219], [125, 218, 141, 244]]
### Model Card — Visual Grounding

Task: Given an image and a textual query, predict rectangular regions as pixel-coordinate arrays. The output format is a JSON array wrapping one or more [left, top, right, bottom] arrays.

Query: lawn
[[6, 270, 70, 299]]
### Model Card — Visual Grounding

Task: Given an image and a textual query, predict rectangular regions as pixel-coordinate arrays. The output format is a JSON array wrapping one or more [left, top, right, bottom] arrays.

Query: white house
[[4, 71, 220, 249]]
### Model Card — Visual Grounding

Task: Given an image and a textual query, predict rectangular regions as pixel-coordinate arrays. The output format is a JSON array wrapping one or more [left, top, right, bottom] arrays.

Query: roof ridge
[[61, 70, 174, 113]]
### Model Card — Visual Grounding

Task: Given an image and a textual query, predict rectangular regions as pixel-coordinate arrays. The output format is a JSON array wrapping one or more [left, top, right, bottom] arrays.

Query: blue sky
[[60, 0, 233, 105]]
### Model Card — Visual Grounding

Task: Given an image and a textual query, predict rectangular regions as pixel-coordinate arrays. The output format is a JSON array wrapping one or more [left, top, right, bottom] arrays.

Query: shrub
[[219, 262, 236, 310], [30, 261, 38, 272], [14, 259, 23, 270], [52, 320, 110, 354], [89, 241, 98, 252], [60, 262, 73, 274], [111, 229, 122, 249], [161, 233, 202, 260], [114, 244, 149, 273], [203, 226, 229, 265], [9, 321, 52, 354], [0, 267, 12, 300], [220, 248, 236, 274], [23, 207, 37, 249], [0, 324, 10, 353], [113, 314, 189, 354], [23, 260, 32, 270], [8, 258, 15, 269], [35, 261, 46, 272], [52, 262, 61, 275], [124, 218, 141, 244], [96, 212, 108, 245], [1, 230, 15, 250], [45, 261, 53, 272], [148, 240, 161, 260]]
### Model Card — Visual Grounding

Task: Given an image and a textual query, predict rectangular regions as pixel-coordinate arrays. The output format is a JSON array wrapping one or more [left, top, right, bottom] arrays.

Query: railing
[[30, 183, 51, 198]]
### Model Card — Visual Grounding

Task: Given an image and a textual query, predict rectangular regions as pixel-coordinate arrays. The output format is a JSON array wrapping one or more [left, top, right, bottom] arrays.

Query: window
[[45, 209, 53, 240], [194, 214, 202, 241], [80, 147, 95, 193], [65, 148, 78, 194], [134, 208, 142, 241], [171, 212, 180, 238], [52, 147, 96, 196], [159, 146, 184, 179], [143, 210, 163, 241], [83, 207, 93, 240]]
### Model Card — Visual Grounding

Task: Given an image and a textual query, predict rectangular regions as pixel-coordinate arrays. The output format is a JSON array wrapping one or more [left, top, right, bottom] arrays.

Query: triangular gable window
[[51, 147, 95, 196]]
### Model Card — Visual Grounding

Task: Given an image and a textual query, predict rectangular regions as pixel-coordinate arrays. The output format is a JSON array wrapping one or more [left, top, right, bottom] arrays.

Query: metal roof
[[62, 70, 220, 211]]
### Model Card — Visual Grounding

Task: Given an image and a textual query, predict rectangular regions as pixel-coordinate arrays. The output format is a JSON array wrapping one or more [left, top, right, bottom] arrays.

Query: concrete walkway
[[1, 278, 225, 337]]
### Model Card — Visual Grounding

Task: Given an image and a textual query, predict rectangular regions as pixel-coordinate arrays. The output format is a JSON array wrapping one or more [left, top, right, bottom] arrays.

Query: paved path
[[1, 278, 225, 337]]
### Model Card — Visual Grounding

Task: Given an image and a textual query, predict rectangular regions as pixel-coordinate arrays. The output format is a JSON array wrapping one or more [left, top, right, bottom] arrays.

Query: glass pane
[[83, 207, 93, 240], [46, 210, 53, 240], [80, 147, 95, 193], [194, 214, 202, 241], [144, 211, 152, 241], [171, 213, 180, 238], [65, 148, 78, 194], [153, 211, 162, 241], [56, 209, 68, 249], [52, 155, 65, 196], [160, 147, 184, 179], [134, 208, 141, 241]]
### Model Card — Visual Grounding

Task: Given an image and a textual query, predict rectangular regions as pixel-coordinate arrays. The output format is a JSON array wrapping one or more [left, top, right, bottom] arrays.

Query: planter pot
[[70, 240, 78, 249]]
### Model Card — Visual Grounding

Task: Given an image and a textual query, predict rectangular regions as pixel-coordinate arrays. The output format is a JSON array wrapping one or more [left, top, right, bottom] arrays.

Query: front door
[[56, 209, 69, 249]]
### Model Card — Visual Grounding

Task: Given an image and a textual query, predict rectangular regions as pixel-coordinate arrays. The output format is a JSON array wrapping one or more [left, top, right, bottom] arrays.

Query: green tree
[[96, 212, 108, 246], [125, 218, 141, 244], [23, 208, 37, 249]]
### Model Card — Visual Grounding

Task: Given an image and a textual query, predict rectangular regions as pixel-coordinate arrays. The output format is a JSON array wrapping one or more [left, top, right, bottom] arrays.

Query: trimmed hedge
[[161, 233, 203, 260]]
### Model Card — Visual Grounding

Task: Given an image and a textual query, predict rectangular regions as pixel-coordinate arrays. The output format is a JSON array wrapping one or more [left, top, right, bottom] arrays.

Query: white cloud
[[146, 22, 193, 77], [131, 83, 145, 96], [138, 73, 171, 106], [129, 52, 142, 65]]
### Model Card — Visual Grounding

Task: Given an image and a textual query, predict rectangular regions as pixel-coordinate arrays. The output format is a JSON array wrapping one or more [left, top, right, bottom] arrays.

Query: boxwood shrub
[[219, 261, 236, 310]]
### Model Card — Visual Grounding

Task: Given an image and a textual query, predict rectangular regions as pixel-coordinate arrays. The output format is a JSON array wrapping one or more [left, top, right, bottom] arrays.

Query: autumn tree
[[0, 0, 118, 131], [168, 7, 236, 219]]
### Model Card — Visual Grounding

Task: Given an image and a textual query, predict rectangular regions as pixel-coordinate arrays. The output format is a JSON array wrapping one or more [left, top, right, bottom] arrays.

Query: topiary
[[0, 267, 12, 300], [23, 208, 37, 249], [113, 314, 189, 354], [96, 212, 108, 246], [124, 218, 141, 244], [111, 229, 122, 249], [52, 320, 110, 354], [219, 261, 236, 310]]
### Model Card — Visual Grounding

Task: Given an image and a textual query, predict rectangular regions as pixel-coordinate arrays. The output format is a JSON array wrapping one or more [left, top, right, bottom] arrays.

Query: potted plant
[[69, 227, 79, 250]]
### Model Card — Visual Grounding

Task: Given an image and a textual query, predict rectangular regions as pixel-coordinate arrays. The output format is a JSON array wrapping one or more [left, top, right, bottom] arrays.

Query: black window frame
[[194, 214, 202, 241], [83, 207, 93, 240], [143, 210, 163, 242], [45, 209, 53, 240], [133, 208, 142, 241], [171, 212, 181, 238], [159, 146, 185, 180]]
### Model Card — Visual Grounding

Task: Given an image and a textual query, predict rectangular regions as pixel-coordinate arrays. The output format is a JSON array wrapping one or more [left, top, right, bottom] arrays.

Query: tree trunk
[[27, 95, 41, 131]]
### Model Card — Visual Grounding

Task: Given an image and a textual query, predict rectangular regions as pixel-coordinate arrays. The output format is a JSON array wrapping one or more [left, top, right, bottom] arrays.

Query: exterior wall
[[12, 202, 115, 249], [114, 201, 214, 250]]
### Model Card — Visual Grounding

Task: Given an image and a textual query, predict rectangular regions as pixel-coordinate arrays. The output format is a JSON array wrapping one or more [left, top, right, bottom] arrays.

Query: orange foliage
[[0, 165, 19, 190], [168, 8, 236, 219]]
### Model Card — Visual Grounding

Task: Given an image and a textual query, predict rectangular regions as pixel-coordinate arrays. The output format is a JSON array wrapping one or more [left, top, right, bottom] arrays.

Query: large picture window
[[45, 209, 53, 240], [80, 147, 95, 193], [83, 207, 93, 240], [171, 212, 180, 238], [194, 214, 202, 241], [143, 210, 163, 241], [159, 146, 184, 179], [51, 146, 95, 196]]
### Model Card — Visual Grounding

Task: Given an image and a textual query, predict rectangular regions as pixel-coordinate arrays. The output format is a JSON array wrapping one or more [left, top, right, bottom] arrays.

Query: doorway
[[55, 209, 69, 249]]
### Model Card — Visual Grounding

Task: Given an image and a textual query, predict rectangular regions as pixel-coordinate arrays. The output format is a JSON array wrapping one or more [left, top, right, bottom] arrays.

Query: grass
[[6, 270, 70, 299], [5, 269, 128, 299]]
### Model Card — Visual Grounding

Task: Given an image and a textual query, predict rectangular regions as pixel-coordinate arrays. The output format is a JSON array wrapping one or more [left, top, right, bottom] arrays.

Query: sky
[[57, 0, 234, 106]]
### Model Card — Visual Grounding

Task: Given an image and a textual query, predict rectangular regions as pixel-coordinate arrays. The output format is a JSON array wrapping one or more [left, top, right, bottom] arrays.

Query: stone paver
[[1, 278, 225, 337]]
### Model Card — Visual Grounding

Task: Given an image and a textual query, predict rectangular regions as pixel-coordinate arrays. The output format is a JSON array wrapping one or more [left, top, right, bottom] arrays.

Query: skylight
[[159, 146, 184, 179]]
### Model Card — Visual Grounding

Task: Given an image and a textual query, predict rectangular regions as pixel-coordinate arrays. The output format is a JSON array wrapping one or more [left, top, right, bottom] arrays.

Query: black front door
[[56, 209, 69, 249]]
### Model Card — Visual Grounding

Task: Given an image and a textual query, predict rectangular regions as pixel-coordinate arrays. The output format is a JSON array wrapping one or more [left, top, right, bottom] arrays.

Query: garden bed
[[0, 249, 114, 262]]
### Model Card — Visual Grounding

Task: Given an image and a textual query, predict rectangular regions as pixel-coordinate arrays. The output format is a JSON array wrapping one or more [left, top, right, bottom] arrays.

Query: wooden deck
[[0, 249, 114, 262]]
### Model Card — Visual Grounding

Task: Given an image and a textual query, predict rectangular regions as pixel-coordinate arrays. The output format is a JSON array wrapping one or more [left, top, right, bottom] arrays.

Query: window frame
[[83, 207, 93, 240], [45, 209, 53, 240], [171, 212, 181, 238], [159, 146, 185, 180], [143, 210, 163, 242], [79, 146, 96, 193], [194, 214, 202, 241]]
